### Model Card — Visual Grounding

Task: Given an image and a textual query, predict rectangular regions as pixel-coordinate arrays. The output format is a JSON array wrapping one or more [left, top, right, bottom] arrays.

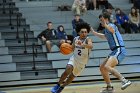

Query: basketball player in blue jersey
[[51, 23, 93, 93], [91, 12, 132, 93]]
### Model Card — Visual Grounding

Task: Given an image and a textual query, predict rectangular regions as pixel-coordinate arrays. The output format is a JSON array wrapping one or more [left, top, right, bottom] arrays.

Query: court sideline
[[0, 79, 140, 93]]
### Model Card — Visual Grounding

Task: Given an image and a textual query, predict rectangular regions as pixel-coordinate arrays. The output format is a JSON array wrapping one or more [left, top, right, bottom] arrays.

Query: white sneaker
[[121, 80, 132, 90]]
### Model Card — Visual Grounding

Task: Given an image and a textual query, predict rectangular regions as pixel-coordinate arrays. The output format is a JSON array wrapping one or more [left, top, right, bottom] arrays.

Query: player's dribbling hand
[[76, 40, 82, 45]]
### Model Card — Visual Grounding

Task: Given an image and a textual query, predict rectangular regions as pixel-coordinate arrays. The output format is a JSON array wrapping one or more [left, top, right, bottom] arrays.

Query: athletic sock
[[107, 83, 112, 87], [121, 77, 127, 82]]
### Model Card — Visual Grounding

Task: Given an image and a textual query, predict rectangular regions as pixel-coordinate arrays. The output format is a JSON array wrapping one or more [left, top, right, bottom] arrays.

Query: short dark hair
[[102, 12, 110, 20], [47, 21, 52, 25], [76, 22, 90, 33], [99, 14, 103, 19]]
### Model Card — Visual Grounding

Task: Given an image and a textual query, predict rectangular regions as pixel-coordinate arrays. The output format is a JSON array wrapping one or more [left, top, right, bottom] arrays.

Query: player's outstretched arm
[[90, 27, 106, 40], [81, 38, 93, 49]]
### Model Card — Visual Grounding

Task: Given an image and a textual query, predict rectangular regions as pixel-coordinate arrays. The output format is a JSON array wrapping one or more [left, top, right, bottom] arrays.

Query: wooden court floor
[[1, 80, 140, 93]]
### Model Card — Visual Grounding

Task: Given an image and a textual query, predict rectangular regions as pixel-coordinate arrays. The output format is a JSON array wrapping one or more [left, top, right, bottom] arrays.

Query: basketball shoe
[[55, 87, 64, 93], [51, 84, 60, 93], [121, 80, 132, 90]]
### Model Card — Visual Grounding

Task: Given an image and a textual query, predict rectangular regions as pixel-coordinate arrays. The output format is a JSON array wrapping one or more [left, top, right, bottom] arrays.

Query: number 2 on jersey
[[78, 50, 81, 56]]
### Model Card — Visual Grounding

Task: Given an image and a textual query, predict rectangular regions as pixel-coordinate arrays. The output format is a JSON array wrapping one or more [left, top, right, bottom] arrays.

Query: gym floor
[[1, 79, 140, 93]]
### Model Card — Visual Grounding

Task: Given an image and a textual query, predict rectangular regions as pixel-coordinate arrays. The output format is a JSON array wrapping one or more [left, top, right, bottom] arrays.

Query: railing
[[16, 12, 21, 43], [32, 43, 38, 76], [9, 2, 15, 30], [2, 0, 6, 14], [23, 28, 28, 54]]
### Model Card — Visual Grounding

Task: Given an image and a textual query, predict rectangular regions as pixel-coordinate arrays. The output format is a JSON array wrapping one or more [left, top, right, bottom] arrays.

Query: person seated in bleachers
[[129, 7, 140, 33], [96, 0, 108, 9], [57, 25, 71, 44], [86, 0, 97, 10], [72, 14, 85, 37], [133, 0, 140, 12], [115, 8, 131, 34], [37, 22, 62, 53], [72, 0, 87, 15]]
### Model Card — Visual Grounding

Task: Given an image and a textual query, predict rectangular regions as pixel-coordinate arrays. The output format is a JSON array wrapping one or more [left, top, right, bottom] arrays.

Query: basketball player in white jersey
[[51, 23, 93, 93]]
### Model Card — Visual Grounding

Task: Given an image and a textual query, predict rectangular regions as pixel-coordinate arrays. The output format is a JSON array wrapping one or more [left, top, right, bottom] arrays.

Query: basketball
[[60, 43, 73, 55]]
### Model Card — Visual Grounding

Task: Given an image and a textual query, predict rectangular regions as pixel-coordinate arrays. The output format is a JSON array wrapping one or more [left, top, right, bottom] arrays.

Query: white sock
[[121, 77, 127, 82], [107, 83, 112, 87]]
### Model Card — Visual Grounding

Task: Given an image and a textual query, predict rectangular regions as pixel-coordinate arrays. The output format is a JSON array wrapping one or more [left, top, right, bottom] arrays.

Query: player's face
[[59, 26, 64, 31], [79, 28, 88, 38], [47, 23, 53, 29]]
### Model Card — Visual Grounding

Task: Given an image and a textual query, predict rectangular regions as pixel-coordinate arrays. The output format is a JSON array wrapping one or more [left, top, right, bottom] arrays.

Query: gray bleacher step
[[0, 27, 30, 32], [25, 16, 68, 25], [15, 1, 53, 8], [88, 34, 140, 42], [47, 52, 72, 60], [0, 63, 16, 72], [0, 25, 30, 31], [20, 70, 57, 80], [0, 13, 22, 19], [0, 2, 15, 5], [0, 40, 5, 47], [0, 10, 19, 14], [16, 61, 52, 71], [0, 47, 8, 55], [0, 7, 19, 14], [0, 72, 20, 81], [8, 45, 43, 54], [0, 55, 12, 63], [0, 3, 15, 8], [0, 0, 12, 3], [0, 73, 139, 87], [58, 64, 140, 77], [47, 48, 140, 60], [1, 31, 34, 39], [52, 0, 73, 6], [113, 4, 133, 10], [0, 19, 26, 26], [93, 40, 140, 50], [0, 23, 27, 27], [18, 6, 57, 12], [93, 48, 140, 58], [0, 78, 58, 87], [52, 59, 100, 69], [5, 38, 38, 47], [30, 23, 72, 30], [20, 10, 62, 17], [108, 0, 133, 10], [52, 56, 140, 69], [108, 0, 130, 5], [12, 53, 47, 62]]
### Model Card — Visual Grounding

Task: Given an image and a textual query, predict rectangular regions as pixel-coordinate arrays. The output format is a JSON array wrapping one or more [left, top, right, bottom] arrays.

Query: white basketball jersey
[[73, 36, 91, 65]]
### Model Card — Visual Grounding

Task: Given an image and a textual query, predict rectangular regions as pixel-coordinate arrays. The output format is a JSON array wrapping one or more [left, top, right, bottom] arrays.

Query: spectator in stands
[[72, 14, 85, 37], [129, 7, 140, 33], [96, 0, 109, 9], [91, 12, 132, 93], [72, 0, 87, 15], [115, 8, 131, 34], [97, 8, 118, 33], [133, 0, 140, 12], [107, 6, 122, 33], [37, 22, 61, 53], [51, 22, 93, 93], [57, 25, 71, 44], [86, 0, 97, 10]]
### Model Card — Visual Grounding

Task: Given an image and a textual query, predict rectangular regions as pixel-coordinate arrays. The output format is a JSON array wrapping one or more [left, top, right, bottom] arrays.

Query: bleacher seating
[[0, 0, 140, 87]]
